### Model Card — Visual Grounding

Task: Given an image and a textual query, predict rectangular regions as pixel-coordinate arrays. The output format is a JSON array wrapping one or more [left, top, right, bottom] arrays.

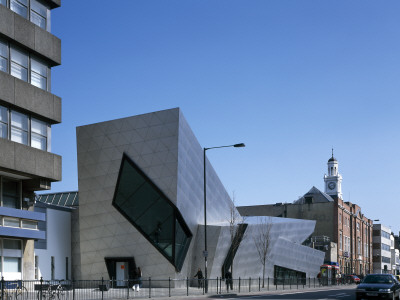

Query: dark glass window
[[112, 154, 192, 271], [2, 179, 20, 209]]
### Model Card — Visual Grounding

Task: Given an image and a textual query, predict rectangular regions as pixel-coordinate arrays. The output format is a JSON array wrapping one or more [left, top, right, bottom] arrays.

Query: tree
[[252, 216, 273, 287], [222, 192, 247, 277]]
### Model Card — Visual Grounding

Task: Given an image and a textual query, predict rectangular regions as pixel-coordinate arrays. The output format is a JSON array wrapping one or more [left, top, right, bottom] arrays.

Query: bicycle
[[0, 289, 11, 300], [37, 282, 68, 300], [13, 283, 28, 300]]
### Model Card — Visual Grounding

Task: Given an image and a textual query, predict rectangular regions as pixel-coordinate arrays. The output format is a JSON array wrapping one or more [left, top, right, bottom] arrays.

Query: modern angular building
[[72, 108, 324, 284], [0, 0, 62, 279]]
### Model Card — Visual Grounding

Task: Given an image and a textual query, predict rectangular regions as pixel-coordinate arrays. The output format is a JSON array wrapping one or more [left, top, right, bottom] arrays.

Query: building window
[[3, 217, 20, 227], [35, 256, 39, 279], [10, 47, 28, 82], [21, 219, 37, 229], [31, 118, 47, 150], [30, 0, 49, 30], [31, 57, 48, 90], [2, 179, 21, 209], [3, 257, 21, 272], [11, 111, 28, 145], [10, 0, 28, 19], [5, 0, 51, 32], [112, 153, 192, 271], [0, 38, 51, 91], [0, 105, 50, 151], [339, 232, 342, 250], [0, 106, 8, 139], [0, 39, 8, 73]]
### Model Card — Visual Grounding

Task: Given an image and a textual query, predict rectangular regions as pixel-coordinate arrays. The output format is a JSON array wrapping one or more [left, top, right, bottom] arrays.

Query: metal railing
[[0, 276, 357, 300]]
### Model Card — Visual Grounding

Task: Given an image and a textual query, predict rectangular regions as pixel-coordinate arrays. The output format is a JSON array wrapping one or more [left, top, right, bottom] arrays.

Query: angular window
[[10, 0, 28, 19], [0, 39, 8, 73], [31, 118, 47, 150], [10, 47, 28, 82], [0, 106, 8, 139], [112, 153, 192, 271], [11, 111, 28, 145], [31, 57, 48, 90]]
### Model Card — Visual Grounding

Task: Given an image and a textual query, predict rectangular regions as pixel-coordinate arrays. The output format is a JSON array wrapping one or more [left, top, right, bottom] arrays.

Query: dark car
[[356, 274, 400, 300], [346, 275, 361, 284]]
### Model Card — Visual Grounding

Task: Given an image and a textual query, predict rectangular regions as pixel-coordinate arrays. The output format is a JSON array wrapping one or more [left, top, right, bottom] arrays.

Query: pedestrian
[[194, 268, 204, 288], [225, 270, 233, 291], [132, 267, 142, 292]]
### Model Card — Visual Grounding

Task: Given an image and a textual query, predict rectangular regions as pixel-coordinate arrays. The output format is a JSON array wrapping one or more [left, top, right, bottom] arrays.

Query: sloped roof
[[36, 191, 79, 207], [294, 186, 334, 204]]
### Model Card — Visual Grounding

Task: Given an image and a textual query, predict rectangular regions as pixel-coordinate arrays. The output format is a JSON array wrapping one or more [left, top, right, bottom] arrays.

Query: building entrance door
[[116, 262, 128, 287]]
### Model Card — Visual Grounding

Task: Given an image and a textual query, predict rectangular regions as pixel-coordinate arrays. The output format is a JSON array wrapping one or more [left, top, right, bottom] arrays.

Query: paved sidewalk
[[121, 284, 356, 300]]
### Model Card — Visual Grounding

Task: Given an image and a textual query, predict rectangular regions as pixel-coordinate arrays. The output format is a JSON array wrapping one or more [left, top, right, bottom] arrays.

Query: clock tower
[[324, 150, 343, 199]]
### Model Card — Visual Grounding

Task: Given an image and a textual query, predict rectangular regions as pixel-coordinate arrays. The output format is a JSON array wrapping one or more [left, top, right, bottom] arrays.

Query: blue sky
[[50, 1, 400, 233]]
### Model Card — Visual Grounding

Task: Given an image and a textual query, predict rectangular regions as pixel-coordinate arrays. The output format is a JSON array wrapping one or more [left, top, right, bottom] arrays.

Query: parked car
[[345, 275, 361, 284], [356, 274, 400, 300]]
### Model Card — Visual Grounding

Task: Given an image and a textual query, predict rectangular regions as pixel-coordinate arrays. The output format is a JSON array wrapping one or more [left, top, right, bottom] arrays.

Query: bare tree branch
[[252, 216, 273, 287]]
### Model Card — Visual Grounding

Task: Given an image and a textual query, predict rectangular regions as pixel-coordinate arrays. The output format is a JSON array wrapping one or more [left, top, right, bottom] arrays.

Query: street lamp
[[203, 143, 245, 292]]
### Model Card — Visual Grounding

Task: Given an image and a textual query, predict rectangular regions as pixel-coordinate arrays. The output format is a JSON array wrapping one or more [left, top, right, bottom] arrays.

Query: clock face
[[328, 182, 336, 190]]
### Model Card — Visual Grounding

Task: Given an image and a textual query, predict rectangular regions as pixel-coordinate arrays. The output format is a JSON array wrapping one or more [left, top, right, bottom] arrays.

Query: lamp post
[[203, 143, 245, 293]]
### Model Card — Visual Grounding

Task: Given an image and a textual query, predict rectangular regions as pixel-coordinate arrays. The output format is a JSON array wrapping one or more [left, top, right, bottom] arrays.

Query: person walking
[[194, 268, 204, 288], [225, 270, 233, 291], [132, 267, 142, 292]]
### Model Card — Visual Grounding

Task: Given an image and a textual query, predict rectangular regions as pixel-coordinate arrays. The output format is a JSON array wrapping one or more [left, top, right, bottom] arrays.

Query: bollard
[[149, 277, 151, 298], [126, 279, 129, 299], [239, 277, 241, 293], [219, 277, 222, 294], [249, 277, 251, 292], [101, 277, 104, 300], [216, 277, 218, 294], [259, 277, 260, 291], [268, 277, 270, 291], [72, 279, 75, 300], [169, 277, 171, 297], [186, 277, 189, 296]]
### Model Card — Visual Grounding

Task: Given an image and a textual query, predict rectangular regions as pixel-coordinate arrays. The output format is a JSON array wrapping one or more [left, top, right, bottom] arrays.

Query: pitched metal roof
[[294, 186, 334, 204], [36, 191, 79, 207]]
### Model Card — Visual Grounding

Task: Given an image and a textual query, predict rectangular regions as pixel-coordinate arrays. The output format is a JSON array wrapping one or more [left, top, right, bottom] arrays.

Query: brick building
[[238, 154, 373, 276]]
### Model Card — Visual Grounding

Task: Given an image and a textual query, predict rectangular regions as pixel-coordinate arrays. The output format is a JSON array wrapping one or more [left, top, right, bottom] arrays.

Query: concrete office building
[[72, 108, 324, 284], [0, 0, 62, 279], [372, 224, 392, 274], [238, 155, 374, 276]]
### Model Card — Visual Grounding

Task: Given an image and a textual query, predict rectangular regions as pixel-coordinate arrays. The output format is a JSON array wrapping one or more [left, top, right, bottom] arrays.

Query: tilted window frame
[[112, 153, 192, 271]]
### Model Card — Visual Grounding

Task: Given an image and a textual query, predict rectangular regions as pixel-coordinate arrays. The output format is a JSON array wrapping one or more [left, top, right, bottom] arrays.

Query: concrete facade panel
[[14, 77, 60, 123], [8, 142, 61, 181], [0, 138, 15, 170], [34, 28, 61, 65], [0, 6, 61, 66], [14, 15, 35, 49], [0, 72, 15, 105], [0, 5, 14, 38], [15, 144, 38, 174]]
